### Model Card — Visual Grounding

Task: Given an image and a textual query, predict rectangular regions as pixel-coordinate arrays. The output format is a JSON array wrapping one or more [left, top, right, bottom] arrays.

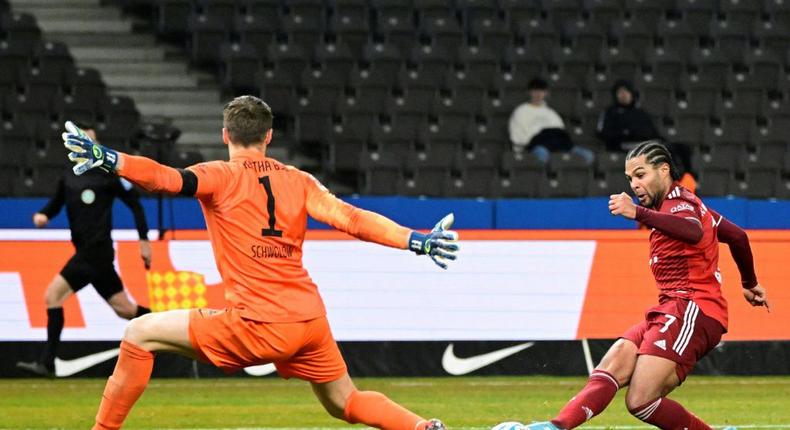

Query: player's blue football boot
[[524, 422, 563, 430]]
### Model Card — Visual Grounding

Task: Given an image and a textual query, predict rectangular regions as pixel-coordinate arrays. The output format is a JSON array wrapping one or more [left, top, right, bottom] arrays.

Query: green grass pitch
[[1, 376, 789, 429]]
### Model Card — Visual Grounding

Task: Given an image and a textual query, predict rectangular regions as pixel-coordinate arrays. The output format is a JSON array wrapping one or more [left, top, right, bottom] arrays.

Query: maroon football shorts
[[621, 298, 725, 382]]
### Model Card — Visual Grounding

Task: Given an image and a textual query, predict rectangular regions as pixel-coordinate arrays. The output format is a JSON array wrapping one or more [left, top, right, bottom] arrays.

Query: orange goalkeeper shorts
[[188, 307, 347, 383]]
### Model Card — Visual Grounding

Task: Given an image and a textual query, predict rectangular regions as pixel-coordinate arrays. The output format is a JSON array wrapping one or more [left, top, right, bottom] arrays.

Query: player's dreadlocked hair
[[223, 95, 274, 146], [625, 140, 681, 181]]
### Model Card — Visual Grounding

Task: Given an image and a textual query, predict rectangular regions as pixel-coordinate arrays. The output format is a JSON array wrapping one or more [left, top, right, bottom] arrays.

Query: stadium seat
[[362, 41, 403, 85], [327, 11, 370, 59], [688, 46, 731, 86], [220, 42, 260, 93], [752, 20, 790, 56], [696, 165, 735, 196], [280, 13, 324, 55], [33, 41, 73, 76], [764, 0, 790, 29], [421, 16, 464, 54], [444, 67, 489, 101], [598, 46, 640, 80], [456, 44, 498, 84], [20, 66, 63, 102], [497, 150, 547, 198], [334, 96, 380, 137], [633, 73, 674, 117], [3, 12, 42, 52], [742, 166, 781, 198], [325, 120, 369, 171], [408, 43, 452, 83], [546, 73, 582, 119], [609, 18, 654, 59], [624, 0, 669, 25], [314, 41, 355, 83], [583, 0, 623, 24], [257, 65, 296, 115], [243, 0, 280, 16], [500, 0, 541, 31], [719, 0, 760, 28], [643, 46, 685, 79], [675, 0, 717, 34], [457, 0, 499, 29], [709, 18, 751, 63], [503, 43, 545, 81], [385, 90, 429, 132], [195, 0, 238, 28], [562, 18, 606, 60], [743, 48, 782, 84], [286, 0, 325, 26], [346, 65, 392, 111], [0, 122, 31, 166], [156, 0, 193, 36], [470, 18, 512, 52], [463, 117, 508, 160], [543, 0, 582, 30], [188, 13, 228, 65], [416, 117, 462, 161], [359, 151, 402, 195], [656, 17, 698, 60], [333, 0, 369, 23], [98, 95, 141, 138], [65, 67, 107, 105], [234, 13, 277, 57], [370, 117, 416, 160], [516, 17, 557, 61], [52, 94, 96, 125], [376, 11, 417, 57], [401, 149, 453, 197], [446, 149, 498, 198], [266, 41, 309, 81], [4, 93, 51, 132], [414, 0, 454, 22], [292, 92, 334, 143], [492, 69, 529, 101], [429, 93, 473, 134]]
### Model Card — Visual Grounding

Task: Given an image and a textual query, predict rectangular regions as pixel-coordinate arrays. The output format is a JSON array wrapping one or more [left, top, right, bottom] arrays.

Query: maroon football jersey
[[648, 183, 729, 330]]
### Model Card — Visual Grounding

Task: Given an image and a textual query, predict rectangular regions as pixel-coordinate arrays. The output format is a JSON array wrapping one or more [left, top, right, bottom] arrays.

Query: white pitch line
[[4, 426, 790, 430]]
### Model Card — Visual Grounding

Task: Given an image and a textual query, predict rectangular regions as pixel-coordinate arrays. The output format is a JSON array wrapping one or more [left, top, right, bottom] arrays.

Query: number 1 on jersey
[[258, 176, 283, 237]]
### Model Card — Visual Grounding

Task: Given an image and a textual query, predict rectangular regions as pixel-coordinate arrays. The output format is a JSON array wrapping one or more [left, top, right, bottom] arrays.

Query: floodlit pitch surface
[[1, 376, 789, 429]]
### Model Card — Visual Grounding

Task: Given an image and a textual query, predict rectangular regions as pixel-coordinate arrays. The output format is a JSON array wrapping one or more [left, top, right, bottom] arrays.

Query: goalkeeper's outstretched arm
[[62, 121, 206, 198]]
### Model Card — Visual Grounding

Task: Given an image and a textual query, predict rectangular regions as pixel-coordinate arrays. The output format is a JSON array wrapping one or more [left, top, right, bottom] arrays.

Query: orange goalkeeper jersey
[[118, 148, 411, 322]]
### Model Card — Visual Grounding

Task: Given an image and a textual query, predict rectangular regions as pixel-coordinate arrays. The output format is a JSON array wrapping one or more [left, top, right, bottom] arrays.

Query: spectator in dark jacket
[[598, 79, 697, 192], [596, 79, 661, 153]]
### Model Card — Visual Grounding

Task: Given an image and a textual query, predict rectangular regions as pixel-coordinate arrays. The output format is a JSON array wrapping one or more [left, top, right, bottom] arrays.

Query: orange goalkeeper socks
[[93, 340, 154, 430], [343, 390, 426, 430]]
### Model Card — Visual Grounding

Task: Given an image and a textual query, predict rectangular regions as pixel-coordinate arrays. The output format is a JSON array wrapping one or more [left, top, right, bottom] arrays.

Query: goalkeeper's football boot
[[722, 427, 738, 430], [524, 422, 562, 430], [16, 360, 54, 377], [423, 418, 446, 430]]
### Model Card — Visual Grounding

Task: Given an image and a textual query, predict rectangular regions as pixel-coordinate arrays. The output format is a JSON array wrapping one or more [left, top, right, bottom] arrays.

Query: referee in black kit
[[16, 120, 153, 377]]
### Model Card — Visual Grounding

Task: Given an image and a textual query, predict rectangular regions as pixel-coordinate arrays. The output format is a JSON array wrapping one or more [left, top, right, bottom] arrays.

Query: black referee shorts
[[60, 251, 124, 300]]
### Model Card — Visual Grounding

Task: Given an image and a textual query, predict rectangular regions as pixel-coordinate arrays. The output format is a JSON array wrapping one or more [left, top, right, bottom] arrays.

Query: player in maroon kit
[[524, 141, 770, 430]]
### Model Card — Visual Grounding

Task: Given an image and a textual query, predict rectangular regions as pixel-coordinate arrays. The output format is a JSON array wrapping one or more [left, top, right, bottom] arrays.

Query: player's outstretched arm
[[609, 192, 702, 243], [305, 174, 459, 269], [713, 211, 771, 312], [62, 121, 199, 197]]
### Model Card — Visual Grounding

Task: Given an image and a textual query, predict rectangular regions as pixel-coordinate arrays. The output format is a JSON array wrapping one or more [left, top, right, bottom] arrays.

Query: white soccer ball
[[491, 421, 525, 430]]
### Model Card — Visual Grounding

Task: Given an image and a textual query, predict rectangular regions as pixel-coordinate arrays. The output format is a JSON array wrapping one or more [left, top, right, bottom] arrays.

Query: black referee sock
[[135, 306, 151, 318], [41, 307, 64, 372]]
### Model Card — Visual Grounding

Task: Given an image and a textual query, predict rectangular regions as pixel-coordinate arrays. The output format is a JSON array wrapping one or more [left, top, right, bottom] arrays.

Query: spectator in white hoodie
[[509, 77, 594, 164]]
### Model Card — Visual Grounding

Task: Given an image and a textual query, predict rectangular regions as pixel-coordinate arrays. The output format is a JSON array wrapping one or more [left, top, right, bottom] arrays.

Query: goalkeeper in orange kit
[[63, 96, 459, 430]]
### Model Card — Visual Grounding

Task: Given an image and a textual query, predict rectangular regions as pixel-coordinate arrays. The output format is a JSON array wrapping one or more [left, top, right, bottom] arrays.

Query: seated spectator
[[596, 79, 661, 152], [597, 78, 696, 192], [509, 77, 594, 164]]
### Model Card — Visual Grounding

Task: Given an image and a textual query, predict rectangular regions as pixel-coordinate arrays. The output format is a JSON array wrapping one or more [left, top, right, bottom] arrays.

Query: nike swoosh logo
[[442, 342, 535, 376], [55, 348, 120, 377], [243, 363, 277, 376]]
